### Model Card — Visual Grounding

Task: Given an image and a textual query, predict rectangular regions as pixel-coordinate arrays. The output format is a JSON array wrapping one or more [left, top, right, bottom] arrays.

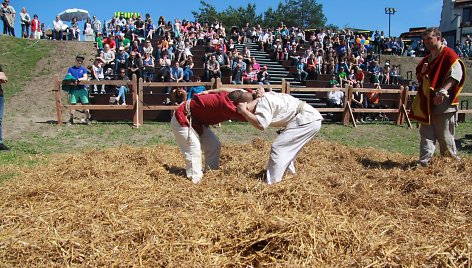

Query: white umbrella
[[58, 8, 89, 22]]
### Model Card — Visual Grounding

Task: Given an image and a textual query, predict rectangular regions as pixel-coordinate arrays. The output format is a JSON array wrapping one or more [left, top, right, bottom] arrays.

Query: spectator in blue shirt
[[170, 61, 184, 83], [187, 76, 206, 99], [66, 55, 90, 125]]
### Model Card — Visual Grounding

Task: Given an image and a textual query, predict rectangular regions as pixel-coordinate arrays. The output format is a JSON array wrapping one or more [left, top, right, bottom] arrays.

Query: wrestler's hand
[[197, 90, 209, 95], [421, 63, 428, 75], [237, 102, 248, 113], [433, 93, 445, 105], [254, 88, 265, 98]]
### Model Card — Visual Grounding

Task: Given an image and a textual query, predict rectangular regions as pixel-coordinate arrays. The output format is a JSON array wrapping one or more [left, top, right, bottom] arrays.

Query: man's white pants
[[419, 112, 458, 164], [266, 119, 322, 185], [171, 115, 221, 183]]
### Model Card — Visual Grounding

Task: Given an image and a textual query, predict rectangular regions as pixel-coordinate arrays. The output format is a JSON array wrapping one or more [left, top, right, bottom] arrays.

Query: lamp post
[[385, 7, 397, 37]]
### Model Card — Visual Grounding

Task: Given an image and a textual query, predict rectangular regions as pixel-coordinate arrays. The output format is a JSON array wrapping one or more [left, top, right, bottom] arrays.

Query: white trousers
[[266, 119, 322, 185], [419, 112, 458, 164], [171, 115, 221, 183]]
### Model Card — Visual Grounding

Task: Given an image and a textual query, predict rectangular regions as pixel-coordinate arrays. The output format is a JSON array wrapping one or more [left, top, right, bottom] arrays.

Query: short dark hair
[[228, 90, 254, 103], [422, 27, 441, 38]]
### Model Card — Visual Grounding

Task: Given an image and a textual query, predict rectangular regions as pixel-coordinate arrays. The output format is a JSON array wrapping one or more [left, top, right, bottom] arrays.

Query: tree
[[191, 0, 220, 25], [192, 0, 327, 29]]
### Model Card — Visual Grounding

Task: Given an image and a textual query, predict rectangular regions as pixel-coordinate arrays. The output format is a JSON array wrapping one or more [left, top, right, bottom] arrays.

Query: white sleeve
[[450, 60, 463, 83], [254, 97, 272, 130]]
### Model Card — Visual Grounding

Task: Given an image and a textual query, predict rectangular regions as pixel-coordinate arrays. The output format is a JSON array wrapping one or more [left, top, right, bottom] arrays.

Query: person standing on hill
[[0, 65, 10, 150], [1, 0, 15, 36], [409, 27, 466, 166]]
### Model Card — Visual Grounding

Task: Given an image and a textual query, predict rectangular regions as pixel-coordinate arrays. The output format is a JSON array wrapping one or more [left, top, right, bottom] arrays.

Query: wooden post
[[342, 84, 353, 126], [54, 75, 63, 126], [132, 76, 140, 128], [400, 86, 410, 126], [395, 86, 404, 126], [285, 80, 291, 95], [138, 76, 144, 126], [216, 77, 222, 89]]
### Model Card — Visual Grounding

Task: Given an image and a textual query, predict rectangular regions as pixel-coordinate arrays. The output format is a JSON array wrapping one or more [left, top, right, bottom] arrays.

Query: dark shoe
[[67, 118, 74, 125], [0, 143, 10, 151]]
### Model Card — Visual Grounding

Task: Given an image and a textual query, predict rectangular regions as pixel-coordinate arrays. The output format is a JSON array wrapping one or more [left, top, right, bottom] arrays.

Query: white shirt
[[53, 19, 64, 31], [328, 91, 344, 105], [255, 92, 322, 129]]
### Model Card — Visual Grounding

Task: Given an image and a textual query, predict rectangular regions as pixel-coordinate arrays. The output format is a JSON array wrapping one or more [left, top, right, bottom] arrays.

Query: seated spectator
[[257, 65, 270, 85], [231, 64, 245, 84], [204, 54, 221, 82], [338, 66, 349, 86], [273, 39, 284, 61], [244, 65, 258, 84], [170, 87, 187, 105], [103, 33, 117, 51], [355, 67, 364, 87], [134, 16, 145, 37], [143, 39, 153, 56], [147, 18, 156, 39], [126, 51, 143, 79], [250, 57, 260, 72], [329, 75, 341, 88], [296, 57, 308, 83], [142, 52, 154, 82], [390, 65, 399, 85], [170, 61, 184, 83], [129, 39, 142, 56], [71, 17, 79, 40], [351, 82, 365, 123], [181, 55, 194, 82], [52, 16, 64, 40], [186, 76, 206, 99], [381, 63, 390, 84], [114, 68, 130, 105], [117, 33, 131, 50], [115, 46, 129, 74], [100, 44, 116, 74], [232, 55, 247, 73], [326, 88, 344, 122], [157, 52, 171, 83], [214, 47, 231, 75], [95, 32, 104, 51], [366, 84, 388, 121], [175, 36, 186, 63], [92, 57, 106, 94]]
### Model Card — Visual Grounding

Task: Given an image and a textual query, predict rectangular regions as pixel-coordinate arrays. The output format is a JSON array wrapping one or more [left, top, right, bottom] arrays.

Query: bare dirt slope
[[4, 40, 96, 140]]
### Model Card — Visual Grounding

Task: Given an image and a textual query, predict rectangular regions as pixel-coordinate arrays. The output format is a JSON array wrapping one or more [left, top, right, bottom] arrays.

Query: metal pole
[[388, 13, 391, 37]]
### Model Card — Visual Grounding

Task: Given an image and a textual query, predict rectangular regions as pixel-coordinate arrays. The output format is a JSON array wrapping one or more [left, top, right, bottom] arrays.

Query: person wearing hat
[[115, 46, 129, 74], [66, 55, 90, 125]]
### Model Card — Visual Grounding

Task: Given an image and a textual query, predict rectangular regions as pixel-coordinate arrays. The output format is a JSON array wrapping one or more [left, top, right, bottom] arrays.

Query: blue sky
[[10, 0, 442, 37]]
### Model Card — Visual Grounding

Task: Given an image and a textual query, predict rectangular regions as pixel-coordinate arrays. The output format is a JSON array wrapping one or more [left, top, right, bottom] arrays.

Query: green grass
[[0, 36, 471, 184], [0, 36, 53, 98]]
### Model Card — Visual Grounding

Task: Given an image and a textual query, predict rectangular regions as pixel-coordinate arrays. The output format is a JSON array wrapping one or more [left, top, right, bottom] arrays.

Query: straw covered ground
[[0, 139, 470, 267]]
